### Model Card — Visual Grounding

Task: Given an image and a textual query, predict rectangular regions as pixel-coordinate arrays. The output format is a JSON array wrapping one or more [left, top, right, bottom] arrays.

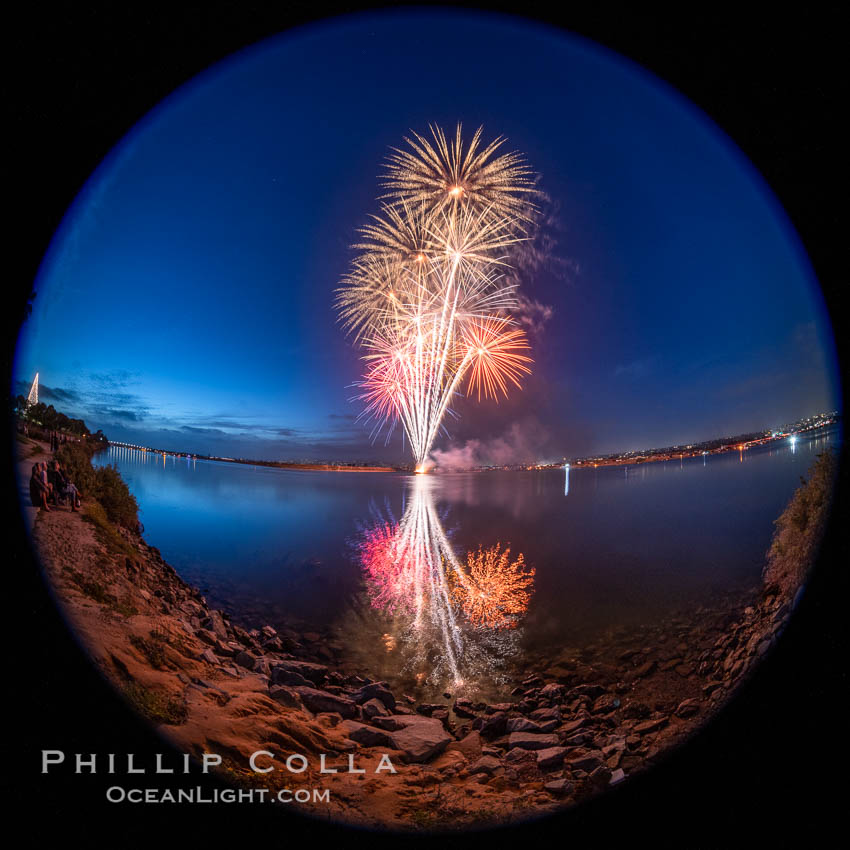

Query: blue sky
[[14, 9, 841, 462]]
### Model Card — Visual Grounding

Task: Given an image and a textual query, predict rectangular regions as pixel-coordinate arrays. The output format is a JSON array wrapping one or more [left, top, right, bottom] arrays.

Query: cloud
[[13, 380, 83, 404], [614, 356, 657, 379], [88, 369, 142, 389]]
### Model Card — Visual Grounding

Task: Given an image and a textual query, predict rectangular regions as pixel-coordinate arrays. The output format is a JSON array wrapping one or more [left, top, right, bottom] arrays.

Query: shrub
[[94, 464, 139, 529], [55, 443, 139, 530], [54, 441, 96, 496], [764, 449, 838, 595]]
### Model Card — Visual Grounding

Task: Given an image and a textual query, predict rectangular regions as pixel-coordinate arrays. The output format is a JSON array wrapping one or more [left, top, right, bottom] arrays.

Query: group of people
[[29, 459, 81, 512], [49, 431, 70, 452]]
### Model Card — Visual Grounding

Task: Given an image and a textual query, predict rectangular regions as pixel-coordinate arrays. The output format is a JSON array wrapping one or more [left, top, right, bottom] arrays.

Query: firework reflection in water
[[352, 474, 535, 695]]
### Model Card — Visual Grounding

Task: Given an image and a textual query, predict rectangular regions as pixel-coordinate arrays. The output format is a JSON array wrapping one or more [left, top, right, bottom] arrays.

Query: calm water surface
[[93, 429, 839, 697]]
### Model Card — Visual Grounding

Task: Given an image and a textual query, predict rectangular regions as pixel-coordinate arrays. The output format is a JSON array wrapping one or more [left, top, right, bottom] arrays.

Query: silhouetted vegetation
[[15, 397, 90, 436], [56, 441, 140, 531], [764, 449, 837, 594]]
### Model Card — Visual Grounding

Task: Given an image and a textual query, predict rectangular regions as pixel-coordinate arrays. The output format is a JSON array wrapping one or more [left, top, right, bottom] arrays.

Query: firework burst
[[336, 124, 541, 467]]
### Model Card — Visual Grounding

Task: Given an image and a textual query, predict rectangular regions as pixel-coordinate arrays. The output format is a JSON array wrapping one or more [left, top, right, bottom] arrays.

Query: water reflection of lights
[[354, 474, 534, 693]]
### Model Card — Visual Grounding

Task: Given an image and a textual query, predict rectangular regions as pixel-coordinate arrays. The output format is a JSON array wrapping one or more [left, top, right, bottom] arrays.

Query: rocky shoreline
[[29, 444, 806, 831]]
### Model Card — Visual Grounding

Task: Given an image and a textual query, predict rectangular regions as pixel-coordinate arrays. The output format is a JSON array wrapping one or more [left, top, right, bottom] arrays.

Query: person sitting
[[47, 461, 63, 505], [30, 463, 51, 512], [49, 460, 81, 511]]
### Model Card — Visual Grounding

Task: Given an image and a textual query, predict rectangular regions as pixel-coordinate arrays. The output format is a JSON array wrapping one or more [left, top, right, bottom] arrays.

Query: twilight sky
[[14, 9, 841, 463]]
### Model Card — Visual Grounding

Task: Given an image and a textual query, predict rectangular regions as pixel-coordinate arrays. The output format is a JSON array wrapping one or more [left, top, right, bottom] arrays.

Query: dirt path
[[15, 437, 52, 532]]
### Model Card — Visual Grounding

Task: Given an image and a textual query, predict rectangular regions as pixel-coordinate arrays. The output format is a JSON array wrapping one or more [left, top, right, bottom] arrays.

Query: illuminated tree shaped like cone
[[26, 372, 39, 406]]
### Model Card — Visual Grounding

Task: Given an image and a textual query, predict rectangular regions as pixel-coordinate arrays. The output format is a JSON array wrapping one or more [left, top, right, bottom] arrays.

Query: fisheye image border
[[8, 5, 846, 840]]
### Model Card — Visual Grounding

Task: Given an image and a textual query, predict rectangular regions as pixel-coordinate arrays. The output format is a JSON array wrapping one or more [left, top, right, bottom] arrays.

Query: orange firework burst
[[337, 124, 543, 466], [451, 543, 535, 630], [464, 317, 533, 401]]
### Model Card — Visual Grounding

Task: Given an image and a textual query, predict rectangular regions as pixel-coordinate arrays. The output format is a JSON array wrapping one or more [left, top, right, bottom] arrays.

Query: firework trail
[[354, 474, 534, 690], [336, 124, 541, 468]]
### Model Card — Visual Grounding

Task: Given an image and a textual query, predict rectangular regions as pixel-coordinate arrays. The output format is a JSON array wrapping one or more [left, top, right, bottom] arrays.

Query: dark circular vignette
[[6, 3, 848, 845]]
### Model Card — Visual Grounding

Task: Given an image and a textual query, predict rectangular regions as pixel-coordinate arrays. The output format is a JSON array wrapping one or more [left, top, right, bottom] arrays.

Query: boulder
[[268, 686, 302, 709], [339, 720, 391, 748], [383, 714, 452, 763], [674, 698, 700, 718], [544, 778, 574, 797], [536, 746, 569, 769], [446, 730, 483, 761], [361, 698, 389, 719], [633, 716, 668, 735], [468, 755, 501, 775], [270, 659, 328, 686], [508, 732, 560, 751], [352, 682, 396, 711], [292, 686, 356, 719], [506, 717, 543, 733]]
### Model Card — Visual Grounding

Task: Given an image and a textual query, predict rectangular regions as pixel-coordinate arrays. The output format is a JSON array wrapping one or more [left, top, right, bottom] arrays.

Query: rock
[[202, 611, 228, 640], [271, 668, 311, 687], [234, 650, 258, 670], [674, 698, 700, 718], [446, 731, 482, 760], [562, 731, 592, 747], [352, 682, 397, 711], [610, 768, 626, 785], [371, 715, 406, 731], [565, 750, 604, 772], [213, 640, 235, 657], [588, 765, 613, 786], [484, 703, 514, 714], [268, 686, 302, 709], [416, 703, 447, 717], [479, 712, 508, 739], [529, 707, 560, 723], [633, 716, 668, 735], [622, 701, 652, 720], [508, 732, 560, 751], [592, 694, 621, 714], [544, 778, 574, 797], [468, 756, 501, 775], [506, 717, 542, 733], [384, 715, 452, 763], [536, 746, 569, 769], [339, 720, 391, 748], [291, 686, 357, 718], [453, 699, 477, 718], [559, 715, 588, 735], [361, 698, 389, 719], [271, 659, 328, 685], [626, 660, 657, 681], [504, 747, 536, 765]]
